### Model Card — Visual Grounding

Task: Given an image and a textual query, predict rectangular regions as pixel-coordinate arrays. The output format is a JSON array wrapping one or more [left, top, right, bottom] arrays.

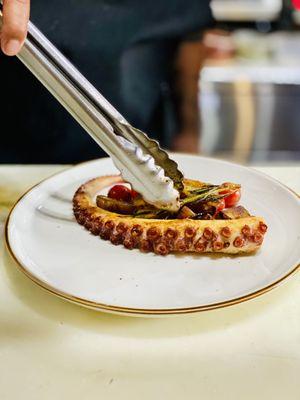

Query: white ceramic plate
[[6, 155, 300, 316]]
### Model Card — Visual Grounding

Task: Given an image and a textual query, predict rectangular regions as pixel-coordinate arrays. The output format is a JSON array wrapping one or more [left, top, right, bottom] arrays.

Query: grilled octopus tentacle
[[73, 175, 267, 256]]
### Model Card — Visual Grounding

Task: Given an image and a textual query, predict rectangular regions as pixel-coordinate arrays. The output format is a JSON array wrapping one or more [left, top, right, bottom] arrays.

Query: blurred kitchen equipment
[[199, 30, 300, 163], [211, 0, 282, 21], [199, 64, 300, 163]]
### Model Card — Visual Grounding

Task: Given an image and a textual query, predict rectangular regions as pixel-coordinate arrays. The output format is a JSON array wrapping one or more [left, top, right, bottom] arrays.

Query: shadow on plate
[[2, 244, 296, 340], [36, 204, 75, 223]]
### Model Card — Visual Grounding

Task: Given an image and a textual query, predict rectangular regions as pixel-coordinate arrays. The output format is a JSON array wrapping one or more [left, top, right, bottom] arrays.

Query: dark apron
[[0, 0, 213, 163]]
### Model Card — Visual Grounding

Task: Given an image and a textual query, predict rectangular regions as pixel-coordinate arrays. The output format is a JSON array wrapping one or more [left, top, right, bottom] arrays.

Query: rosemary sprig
[[181, 186, 223, 206], [188, 184, 218, 195], [133, 209, 174, 219]]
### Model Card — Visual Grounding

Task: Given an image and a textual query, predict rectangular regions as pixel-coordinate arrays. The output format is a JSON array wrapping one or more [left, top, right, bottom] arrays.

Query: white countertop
[[0, 164, 299, 400]]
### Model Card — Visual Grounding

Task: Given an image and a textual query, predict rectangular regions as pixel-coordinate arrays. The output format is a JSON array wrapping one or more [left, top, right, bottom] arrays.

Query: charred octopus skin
[[73, 176, 267, 256]]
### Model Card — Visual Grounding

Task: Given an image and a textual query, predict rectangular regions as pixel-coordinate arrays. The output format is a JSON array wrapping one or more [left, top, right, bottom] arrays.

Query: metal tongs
[[0, 9, 183, 211]]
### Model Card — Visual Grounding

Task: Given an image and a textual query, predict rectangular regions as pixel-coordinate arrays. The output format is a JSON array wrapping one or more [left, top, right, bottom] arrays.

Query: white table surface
[[0, 164, 299, 400]]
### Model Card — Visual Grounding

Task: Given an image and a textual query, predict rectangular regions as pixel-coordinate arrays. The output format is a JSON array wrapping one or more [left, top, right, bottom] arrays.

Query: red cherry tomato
[[108, 185, 132, 202], [220, 189, 241, 207], [130, 189, 139, 199]]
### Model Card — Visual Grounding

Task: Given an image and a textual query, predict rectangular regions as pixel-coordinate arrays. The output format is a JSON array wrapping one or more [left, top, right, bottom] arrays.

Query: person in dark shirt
[[0, 0, 213, 163]]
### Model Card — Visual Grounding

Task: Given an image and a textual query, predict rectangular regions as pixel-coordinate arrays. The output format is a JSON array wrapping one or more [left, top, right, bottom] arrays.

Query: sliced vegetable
[[188, 200, 216, 215], [177, 206, 196, 219], [220, 206, 250, 219], [96, 195, 135, 214], [194, 213, 213, 220]]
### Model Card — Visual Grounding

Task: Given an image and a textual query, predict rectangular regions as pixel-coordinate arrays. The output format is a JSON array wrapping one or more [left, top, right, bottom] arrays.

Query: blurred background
[[1, 0, 300, 165], [195, 0, 300, 165]]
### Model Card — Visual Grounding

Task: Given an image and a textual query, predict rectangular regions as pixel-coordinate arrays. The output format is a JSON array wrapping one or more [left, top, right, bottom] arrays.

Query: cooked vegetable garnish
[[97, 181, 247, 220]]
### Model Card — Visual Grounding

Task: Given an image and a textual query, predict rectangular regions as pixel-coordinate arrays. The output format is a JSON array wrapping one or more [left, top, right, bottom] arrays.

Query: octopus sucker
[[184, 227, 196, 239], [194, 239, 207, 253], [165, 228, 178, 240], [258, 222, 268, 234], [175, 238, 188, 252], [212, 240, 224, 251], [110, 233, 124, 246], [146, 227, 161, 241], [233, 236, 245, 248], [220, 226, 231, 238], [131, 224, 143, 238], [241, 224, 251, 237], [203, 227, 214, 241], [252, 231, 264, 244], [139, 239, 152, 253], [153, 240, 170, 256], [73, 175, 267, 256]]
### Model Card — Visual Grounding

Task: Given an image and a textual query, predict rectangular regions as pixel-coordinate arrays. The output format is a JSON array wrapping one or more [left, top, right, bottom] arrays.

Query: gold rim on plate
[[4, 158, 300, 315]]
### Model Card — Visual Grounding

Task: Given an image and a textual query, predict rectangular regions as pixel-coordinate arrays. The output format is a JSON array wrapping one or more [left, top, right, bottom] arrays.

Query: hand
[[1, 0, 30, 56]]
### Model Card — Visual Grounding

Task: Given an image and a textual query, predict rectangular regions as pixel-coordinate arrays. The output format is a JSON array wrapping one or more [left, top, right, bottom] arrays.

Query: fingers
[[1, 0, 30, 56]]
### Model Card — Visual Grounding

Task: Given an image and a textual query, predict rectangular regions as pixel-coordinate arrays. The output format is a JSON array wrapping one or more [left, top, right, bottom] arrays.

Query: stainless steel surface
[[199, 64, 300, 163], [0, 8, 182, 210], [201, 65, 300, 84]]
